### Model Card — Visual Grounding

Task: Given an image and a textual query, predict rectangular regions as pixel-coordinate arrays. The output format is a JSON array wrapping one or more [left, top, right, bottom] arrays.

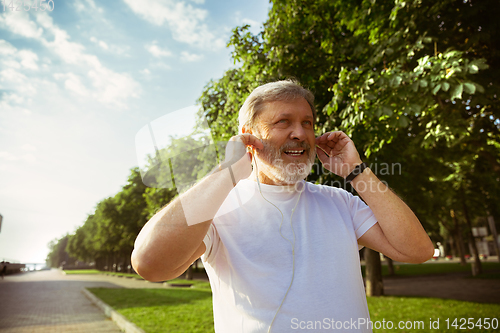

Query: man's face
[[250, 98, 316, 185]]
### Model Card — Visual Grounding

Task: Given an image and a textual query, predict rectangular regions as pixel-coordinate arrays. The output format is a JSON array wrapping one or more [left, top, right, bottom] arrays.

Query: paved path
[[0, 269, 126, 333], [383, 272, 500, 303]]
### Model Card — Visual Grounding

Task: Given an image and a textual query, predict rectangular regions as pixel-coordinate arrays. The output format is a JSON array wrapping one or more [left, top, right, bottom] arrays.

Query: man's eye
[[278, 119, 288, 124], [303, 121, 312, 126]]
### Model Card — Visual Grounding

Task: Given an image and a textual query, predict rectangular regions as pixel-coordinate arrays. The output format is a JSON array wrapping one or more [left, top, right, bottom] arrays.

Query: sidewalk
[[0, 269, 126, 333]]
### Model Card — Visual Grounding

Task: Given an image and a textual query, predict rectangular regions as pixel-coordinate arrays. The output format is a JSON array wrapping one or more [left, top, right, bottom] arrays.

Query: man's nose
[[289, 123, 307, 141]]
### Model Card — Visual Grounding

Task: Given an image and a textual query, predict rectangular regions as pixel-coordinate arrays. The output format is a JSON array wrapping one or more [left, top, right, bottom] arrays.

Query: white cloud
[[180, 51, 203, 62], [146, 41, 172, 58], [0, 39, 16, 55], [89, 36, 129, 55], [88, 65, 139, 105], [0, 40, 38, 71], [123, 0, 224, 49], [0, 12, 140, 109], [151, 62, 172, 70], [18, 50, 39, 70], [140, 68, 151, 75], [21, 144, 37, 151], [0, 92, 29, 111], [75, 0, 104, 14], [0, 68, 36, 95], [53, 72, 90, 97], [0, 11, 43, 38], [0, 152, 17, 161], [241, 18, 260, 28], [234, 11, 263, 35], [90, 36, 109, 50], [0, 151, 36, 163]]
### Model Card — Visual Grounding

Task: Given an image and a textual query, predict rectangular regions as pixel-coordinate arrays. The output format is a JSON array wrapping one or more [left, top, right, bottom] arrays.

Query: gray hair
[[238, 80, 316, 134]]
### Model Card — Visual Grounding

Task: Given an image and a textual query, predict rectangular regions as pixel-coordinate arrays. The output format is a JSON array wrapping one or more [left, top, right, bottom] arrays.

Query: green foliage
[[46, 234, 77, 268], [66, 168, 150, 267]]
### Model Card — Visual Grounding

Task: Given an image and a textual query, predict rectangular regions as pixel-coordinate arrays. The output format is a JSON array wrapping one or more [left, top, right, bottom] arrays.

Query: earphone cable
[[252, 151, 302, 333]]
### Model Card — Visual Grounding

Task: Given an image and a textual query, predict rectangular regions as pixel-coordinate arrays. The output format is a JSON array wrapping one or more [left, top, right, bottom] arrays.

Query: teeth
[[285, 150, 304, 154]]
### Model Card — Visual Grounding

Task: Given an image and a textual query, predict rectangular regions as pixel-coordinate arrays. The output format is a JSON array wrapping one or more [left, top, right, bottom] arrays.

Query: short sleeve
[[201, 222, 220, 264], [347, 192, 378, 239]]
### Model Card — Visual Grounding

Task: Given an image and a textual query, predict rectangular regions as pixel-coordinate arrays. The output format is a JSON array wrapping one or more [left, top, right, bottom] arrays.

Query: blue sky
[[0, 0, 270, 263]]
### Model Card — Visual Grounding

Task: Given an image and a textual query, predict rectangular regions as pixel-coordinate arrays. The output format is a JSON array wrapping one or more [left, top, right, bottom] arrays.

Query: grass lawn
[[88, 287, 214, 333], [63, 269, 101, 274], [101, 271, 145, 279], [87, 287, 500, 333], [367, 296, 500, 332]]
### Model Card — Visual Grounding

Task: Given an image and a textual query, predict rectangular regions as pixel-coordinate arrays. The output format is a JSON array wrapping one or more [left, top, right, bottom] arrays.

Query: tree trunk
[[487, 215, 500, 263], [451, 209, 467, 266], [185, 264, 193, 280], [462, 198, 482, 276], [385, 256, 395, 276], [448, 236, 456, 258], [365, 248, 384, 296]]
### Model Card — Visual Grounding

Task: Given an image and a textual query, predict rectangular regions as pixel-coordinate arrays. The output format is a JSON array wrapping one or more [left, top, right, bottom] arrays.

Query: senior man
[[132, 80, 434, 333]]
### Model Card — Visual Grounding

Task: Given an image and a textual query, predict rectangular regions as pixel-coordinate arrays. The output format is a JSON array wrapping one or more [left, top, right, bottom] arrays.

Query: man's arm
[[353, 168, 434, 263], [131, 135, 263, 282], [316, 131, 434, 263]]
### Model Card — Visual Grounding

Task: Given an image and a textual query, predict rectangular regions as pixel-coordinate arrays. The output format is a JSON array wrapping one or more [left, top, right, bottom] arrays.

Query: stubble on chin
[[256, 140, 316, 185]]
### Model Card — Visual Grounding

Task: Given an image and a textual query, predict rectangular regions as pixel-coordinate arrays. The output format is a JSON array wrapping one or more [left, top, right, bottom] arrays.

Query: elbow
[[410, 242, 435, 264], [131, 249, 177, 282]]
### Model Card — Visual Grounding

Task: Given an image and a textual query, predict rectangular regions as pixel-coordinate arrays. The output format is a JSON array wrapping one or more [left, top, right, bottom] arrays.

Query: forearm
[[132, 165, 239, 281], [351, 168, 433, 261]]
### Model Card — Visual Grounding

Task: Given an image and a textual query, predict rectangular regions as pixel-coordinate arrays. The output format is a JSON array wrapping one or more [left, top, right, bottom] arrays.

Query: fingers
[[316, 131, 351, 152], [315, 131, 347, 144], [315, 144, 330, 158], [230, 133, 264, 150]]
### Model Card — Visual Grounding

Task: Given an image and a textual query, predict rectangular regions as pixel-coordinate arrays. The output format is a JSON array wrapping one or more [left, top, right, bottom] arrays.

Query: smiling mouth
[[284, 149, 305, 156]]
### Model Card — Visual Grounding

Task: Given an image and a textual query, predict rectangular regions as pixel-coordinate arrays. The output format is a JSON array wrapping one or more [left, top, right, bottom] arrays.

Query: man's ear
[[241, 125, 252, 134]]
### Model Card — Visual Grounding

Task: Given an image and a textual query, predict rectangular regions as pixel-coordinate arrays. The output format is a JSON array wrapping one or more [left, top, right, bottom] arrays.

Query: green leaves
[[468, 59, 489, 74], [450, 83, 463, 101], [462, 82, 476, 95]]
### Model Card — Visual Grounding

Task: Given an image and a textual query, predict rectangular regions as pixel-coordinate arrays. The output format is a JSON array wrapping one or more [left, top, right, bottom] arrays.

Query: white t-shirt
[[202, 179, 377, 333]]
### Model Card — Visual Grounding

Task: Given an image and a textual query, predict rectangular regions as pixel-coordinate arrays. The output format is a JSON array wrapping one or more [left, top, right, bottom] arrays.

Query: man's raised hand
[[222, 134, 263, 182], [315, 131, 362, 178]]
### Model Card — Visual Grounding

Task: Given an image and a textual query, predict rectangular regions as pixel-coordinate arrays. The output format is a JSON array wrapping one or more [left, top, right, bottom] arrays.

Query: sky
[[0, 0, 270, 264]]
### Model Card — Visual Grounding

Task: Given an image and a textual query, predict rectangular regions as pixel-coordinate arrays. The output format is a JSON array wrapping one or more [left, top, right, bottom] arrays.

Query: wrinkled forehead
[[256, 98, 313, 122]]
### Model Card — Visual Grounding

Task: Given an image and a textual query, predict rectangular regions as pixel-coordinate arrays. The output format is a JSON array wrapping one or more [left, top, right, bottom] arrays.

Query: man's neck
[[248, 168, 300, 187]]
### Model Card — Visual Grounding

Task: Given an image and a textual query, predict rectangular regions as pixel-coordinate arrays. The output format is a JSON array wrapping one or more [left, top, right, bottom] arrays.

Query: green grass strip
[[63, 269, 101, 274], [88, 287, 214, 333], [367, 296, 500, 332], [87, 288, 500, 333]]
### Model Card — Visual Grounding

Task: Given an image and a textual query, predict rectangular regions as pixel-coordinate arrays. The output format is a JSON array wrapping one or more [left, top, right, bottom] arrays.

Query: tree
[[66, 168, 150, 271], [46, 235, 76, 268]]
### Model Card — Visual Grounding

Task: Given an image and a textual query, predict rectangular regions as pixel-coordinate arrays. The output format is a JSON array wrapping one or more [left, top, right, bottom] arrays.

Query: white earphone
[[251, 148, 302, 333]]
